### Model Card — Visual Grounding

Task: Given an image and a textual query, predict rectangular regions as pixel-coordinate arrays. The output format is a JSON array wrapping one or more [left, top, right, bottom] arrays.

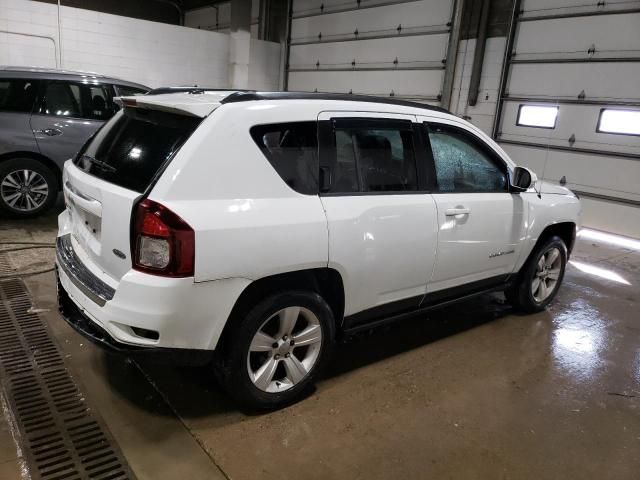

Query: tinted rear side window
[[0, 79, 39, 113], [40, 81, 115, 120], [74, 108, 200, 193], [250, 122, 318, 195]]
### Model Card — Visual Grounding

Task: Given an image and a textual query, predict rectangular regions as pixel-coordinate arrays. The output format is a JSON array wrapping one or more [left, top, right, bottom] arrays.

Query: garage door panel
[[288, 70, 443, 97], [499, 103, 640, 155], [521, 0, 636, 15], [508, 63, 640, 99], [291, 0, 452, 40], [578, 197, 640, 239], [515, 13, 640, 55], [289, 34, 448, 68], [502, 144, 640, 202], [496, 0, 640, 236]]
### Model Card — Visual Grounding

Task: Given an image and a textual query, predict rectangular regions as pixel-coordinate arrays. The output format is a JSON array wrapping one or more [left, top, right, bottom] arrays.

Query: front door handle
[[445, 207, 471, 216], [34, 128, 62, 136]]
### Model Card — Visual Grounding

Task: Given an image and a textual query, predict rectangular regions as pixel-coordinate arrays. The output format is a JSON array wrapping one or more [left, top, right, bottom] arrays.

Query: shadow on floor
[[100, 292, 515, 421]]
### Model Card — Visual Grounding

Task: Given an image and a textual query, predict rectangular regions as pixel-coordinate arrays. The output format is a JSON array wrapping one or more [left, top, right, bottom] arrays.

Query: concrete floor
[[1, 200, 639, 479]]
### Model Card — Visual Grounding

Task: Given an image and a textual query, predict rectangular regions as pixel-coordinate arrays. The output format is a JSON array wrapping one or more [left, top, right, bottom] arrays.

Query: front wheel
[[506, 236, 567, 313], [216, 291, 335, 410]]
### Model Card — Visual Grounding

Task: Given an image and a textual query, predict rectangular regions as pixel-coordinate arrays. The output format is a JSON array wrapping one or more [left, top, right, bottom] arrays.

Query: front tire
[[217, 291, 335, 410], [0, 158, 57, 217], [506, 236, 567, 313]]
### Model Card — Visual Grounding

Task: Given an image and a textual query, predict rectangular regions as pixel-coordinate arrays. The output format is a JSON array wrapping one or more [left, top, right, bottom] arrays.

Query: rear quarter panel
[[149, 102, 329, 283]]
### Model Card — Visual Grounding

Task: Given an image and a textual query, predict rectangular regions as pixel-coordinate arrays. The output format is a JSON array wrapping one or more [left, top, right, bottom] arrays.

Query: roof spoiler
[[146, 87, 254, 96]]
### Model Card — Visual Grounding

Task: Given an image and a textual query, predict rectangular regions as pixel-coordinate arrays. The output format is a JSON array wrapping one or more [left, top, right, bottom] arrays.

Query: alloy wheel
[[247, 306, 323, 393], [1, 169, 50, 212], [531, 247, 562, 303]]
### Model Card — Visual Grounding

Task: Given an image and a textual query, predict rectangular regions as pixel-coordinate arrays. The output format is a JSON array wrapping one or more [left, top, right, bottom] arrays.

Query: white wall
[[248, 38, 281, 90], [0, 0, 279, 89], [185, 0, 261, 38], [449, 37, 506, 136]]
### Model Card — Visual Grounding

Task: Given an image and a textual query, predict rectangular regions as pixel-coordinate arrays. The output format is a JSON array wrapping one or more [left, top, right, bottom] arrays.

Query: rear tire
[[0, 158, 57, 217], [216, 290, 335, 410], [506, 236, 567, 313]]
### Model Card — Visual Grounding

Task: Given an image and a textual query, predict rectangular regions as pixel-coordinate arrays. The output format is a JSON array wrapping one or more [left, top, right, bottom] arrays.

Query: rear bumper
[[56, 234, 114, 306], [56, 271, 213, 365], [55, 216, 252, 351]]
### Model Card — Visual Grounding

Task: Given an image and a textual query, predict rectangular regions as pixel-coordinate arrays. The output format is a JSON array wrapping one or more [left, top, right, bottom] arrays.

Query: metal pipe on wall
[[441, 0, 466, 109], [282, 0, 293, 91], [151, 0, 184, 25], [467, 0, 490, 106], [0, 30, 59, 68], [491, 0, 522, 139], [57, 0, 63, 67]]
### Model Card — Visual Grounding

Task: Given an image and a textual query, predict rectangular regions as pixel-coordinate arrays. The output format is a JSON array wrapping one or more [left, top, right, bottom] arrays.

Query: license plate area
[[67, 198, 102, 256]]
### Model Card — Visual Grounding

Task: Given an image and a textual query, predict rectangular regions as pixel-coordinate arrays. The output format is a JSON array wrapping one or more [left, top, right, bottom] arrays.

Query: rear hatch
[[62, 102, 204, 285]]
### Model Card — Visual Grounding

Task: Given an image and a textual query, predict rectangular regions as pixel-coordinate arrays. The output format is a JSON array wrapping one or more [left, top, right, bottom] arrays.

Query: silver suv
[[0, 67, 148, 217]]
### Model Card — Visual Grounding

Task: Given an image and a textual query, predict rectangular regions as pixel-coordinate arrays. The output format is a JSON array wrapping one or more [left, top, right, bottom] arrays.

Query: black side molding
[[343, 274, 512, 334]]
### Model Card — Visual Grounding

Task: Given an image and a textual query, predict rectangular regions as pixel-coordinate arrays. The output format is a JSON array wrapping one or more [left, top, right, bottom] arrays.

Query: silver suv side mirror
[[511, 166, 537, 192]]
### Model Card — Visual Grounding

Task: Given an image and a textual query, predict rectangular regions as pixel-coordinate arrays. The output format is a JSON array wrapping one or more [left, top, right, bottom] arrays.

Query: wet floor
[[1, 202, 639, 479]]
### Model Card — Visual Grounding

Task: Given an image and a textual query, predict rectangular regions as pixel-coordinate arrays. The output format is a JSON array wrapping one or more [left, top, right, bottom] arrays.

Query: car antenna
[[537, 103, 559, 199]]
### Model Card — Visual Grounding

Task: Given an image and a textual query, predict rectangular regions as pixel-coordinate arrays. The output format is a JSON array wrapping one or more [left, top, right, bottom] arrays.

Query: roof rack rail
[[147, 87, 254, 96], [220, 91, 449, 113]]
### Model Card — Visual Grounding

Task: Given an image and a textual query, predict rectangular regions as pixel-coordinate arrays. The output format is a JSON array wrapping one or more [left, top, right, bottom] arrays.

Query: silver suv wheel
[[1, 169, 50, 212], [531, 246, 562, 303], [247, 306, 323, 393]]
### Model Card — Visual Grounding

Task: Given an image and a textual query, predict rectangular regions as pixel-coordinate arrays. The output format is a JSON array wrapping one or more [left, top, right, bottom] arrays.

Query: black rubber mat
[[0, 277, 137, 480]]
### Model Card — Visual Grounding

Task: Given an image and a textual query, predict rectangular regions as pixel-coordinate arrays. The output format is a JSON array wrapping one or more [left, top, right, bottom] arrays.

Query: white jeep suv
[[56, 91, 581, 409]]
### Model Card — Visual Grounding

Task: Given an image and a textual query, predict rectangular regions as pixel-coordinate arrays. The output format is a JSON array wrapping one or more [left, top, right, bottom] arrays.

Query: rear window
[[73, 108, 200, 193]]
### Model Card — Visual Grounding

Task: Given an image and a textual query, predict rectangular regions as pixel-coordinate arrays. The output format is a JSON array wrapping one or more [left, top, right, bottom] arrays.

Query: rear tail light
[[132, 199, 194, 277]]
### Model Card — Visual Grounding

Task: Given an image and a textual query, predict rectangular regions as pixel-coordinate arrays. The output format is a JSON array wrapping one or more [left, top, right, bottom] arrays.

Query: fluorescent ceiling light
[[517, 105, 558, 128], [570, 260, 631, 285], [597, 109, 640, 135], [578, 228, 640, 251]]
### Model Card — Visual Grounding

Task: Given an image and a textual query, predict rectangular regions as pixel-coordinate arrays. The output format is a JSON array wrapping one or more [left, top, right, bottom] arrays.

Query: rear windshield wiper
[[79, 154, 117, 173]]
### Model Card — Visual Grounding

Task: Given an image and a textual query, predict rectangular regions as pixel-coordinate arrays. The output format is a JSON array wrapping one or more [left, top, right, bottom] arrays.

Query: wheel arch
[[536, 221, 577, 257], [0, 151, 63, 190], [217, 268, 345, 351], [517, 221, 576, 275]]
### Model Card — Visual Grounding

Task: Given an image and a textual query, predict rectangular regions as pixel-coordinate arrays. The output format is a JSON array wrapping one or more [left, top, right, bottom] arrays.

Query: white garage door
[[494, 0, 640, 238], [286, 0, 456, 104]]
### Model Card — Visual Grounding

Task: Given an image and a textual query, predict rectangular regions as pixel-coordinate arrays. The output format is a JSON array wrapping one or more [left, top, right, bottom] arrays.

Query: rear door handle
[[445, 207, 471, 216], [34, 128, 62, 136]]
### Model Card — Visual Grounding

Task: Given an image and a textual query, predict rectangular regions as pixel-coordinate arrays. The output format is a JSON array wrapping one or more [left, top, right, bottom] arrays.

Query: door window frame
[[423, 121, 513, 194], [318, 117, 434, 196]]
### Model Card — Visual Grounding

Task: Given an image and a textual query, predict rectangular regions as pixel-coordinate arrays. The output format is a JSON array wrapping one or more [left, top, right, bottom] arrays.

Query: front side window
[[250, 122, 318, 195], [428, 124, 507, 193], [40, 81, 114, 120], [0, 79, 39, 113], [326, 119, 418, 194]]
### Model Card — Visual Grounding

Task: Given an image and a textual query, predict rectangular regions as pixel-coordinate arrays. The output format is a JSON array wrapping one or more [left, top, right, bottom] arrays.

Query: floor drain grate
[[0, 278, 137, 480]]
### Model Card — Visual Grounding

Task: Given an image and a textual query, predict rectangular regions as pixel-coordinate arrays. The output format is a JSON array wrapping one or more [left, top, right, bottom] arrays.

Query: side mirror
[[511, 166, 537, 192]]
